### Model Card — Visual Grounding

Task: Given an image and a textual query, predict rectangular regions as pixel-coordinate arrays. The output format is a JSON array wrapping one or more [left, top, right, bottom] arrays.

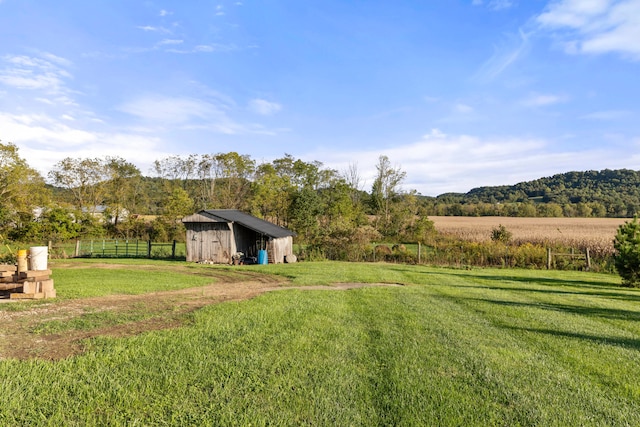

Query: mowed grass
[[2, 261, 640, 425], [50, 264, 215, 299]]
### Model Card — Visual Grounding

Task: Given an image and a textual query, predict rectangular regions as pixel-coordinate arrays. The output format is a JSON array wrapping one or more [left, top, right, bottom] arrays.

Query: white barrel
[[29, 246, 49, 270]]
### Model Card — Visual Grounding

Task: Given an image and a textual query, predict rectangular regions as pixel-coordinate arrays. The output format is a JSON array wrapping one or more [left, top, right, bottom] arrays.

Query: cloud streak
[[118, 94, 284, 136], [537, 0, 640, 60], [249, 99, 282, 116], [474, 28, 531, 80], [521, 93, 568, 107], [0, 54, 72, 93]]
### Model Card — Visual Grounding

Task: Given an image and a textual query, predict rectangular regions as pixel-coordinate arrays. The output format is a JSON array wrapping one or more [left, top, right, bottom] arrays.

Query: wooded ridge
[[429, 169, 640, 217]]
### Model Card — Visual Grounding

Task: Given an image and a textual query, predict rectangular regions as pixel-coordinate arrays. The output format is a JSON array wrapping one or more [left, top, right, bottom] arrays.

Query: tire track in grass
[[0, 276, 401, 361], [428, 272, 640, 425], [346, 285, 519, 426]]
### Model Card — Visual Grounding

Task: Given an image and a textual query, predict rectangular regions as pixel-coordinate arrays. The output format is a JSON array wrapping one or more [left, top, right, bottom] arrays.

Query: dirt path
[[0, 264, 401, 361]]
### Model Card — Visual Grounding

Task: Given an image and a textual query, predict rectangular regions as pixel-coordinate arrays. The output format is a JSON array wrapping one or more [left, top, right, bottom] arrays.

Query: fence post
[[418, 242, 421, 264], [147, 240, 152, 258], [75, 240, 80, 257], [586, 248, 591, 271], [172, 240, 177, 259], [547, 247, 552, 270]]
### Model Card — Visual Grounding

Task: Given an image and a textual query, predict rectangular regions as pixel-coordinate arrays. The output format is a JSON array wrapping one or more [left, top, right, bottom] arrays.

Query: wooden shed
[[182, 210, 296, 264]]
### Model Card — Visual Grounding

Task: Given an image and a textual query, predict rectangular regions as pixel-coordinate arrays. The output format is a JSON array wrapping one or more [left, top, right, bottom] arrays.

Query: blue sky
[[1, 0, 639, 196]]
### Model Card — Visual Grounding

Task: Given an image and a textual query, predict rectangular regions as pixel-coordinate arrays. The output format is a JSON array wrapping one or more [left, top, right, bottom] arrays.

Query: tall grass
[[2, 262, 639, 425]]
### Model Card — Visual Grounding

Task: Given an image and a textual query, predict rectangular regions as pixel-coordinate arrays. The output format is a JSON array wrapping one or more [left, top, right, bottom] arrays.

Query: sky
[[0, 0, 639, 196]]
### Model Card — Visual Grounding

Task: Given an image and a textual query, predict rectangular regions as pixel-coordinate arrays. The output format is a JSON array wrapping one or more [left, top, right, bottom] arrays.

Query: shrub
[[491, 224, 512, 244], [307, 225, 381, 262], [613, 216, 640, 287]]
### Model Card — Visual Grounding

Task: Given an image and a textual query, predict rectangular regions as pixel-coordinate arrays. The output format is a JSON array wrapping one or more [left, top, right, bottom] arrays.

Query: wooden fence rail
[[547, 247, 591, 270]]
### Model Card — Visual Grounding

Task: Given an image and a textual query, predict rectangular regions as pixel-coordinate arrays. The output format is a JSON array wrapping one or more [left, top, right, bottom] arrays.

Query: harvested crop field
[[430, 216, 626, 251]]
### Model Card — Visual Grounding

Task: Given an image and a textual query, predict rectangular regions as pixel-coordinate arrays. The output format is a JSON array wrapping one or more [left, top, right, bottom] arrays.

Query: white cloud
[[0, 112, 97, 148], [249, 99, 282, 116], [159, 9, 172, 17], [136, 25, 171, 34], [488, 0, 514, 10], [581, 110, 633, 120], [454, 103, 474, 113], [118, 94, 283, 136], [118, 95, 221, 125], [158, 39, 184, 46], [0, 54, 73, 95], [165, 43, 238, 54], [521, 93, 568, 107], [306, 128, 638, 195], [537, 0, 640, 60], [0, 112, 166, 176], [472, 0, 514, 10]]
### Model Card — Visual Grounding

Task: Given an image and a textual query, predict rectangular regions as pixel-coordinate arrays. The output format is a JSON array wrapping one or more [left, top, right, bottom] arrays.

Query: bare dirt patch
[[0, 264, 401, 361]]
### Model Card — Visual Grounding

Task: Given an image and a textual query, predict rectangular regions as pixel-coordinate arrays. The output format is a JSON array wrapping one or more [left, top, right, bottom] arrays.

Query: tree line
[[1, 140, 638, 253], [433, 169, 640, 217], [1, 142, 431, 253]]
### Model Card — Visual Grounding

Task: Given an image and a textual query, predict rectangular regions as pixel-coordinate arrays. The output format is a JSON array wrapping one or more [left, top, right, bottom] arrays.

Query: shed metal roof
[[182, 209, 296, 239]]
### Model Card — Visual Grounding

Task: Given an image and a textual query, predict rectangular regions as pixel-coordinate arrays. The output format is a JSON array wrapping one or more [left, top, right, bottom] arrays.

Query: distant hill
[[434, 169, 640, 217]]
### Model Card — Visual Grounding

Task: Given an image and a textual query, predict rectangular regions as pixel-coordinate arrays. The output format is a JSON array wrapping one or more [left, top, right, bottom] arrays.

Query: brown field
[[429, 216, 628, 255]]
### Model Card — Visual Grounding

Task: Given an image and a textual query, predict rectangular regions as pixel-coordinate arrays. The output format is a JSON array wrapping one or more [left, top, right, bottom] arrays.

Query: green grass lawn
[[2, 261, 640, 425]]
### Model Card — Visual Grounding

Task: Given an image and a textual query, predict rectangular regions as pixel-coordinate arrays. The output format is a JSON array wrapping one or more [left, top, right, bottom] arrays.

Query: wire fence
[[70, 240, 184, 259]]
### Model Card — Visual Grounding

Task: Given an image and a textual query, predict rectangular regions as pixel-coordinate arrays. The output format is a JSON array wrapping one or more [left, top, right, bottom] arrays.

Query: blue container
[[258, 250, 268, 265]]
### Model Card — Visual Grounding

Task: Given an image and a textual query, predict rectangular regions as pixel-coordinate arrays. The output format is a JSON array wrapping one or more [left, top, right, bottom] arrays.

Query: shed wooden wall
[[185, 222, 235, 263], [267, 236, 293, 264]]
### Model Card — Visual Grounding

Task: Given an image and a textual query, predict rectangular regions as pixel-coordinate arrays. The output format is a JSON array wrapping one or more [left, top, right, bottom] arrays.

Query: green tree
[[404, 216, 436, 244], [289, 187, 322, 241], [212, 152, 255, 209], [0, 141, 49, 236], [251, 162, 295, 226], [103, 157, 142, 225], [370, 155, 406, 236], [40, 207, 80, 242], [48, 157, 107, 212], [613, 217, 640, 287], [163, 188, 195, 220]]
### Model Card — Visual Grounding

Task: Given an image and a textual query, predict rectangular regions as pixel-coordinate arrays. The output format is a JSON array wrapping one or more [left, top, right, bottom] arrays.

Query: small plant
[[491, 224, 512, 244], [0, 251, 16, 264], [613, 216, 640, 287]]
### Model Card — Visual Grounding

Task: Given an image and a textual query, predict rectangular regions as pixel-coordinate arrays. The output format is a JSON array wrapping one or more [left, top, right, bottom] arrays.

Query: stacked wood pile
[[0, 264, 55, 300]]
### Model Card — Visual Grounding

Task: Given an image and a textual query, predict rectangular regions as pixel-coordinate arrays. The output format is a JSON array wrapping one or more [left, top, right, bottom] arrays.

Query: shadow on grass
[[384, 264, 620, 289], [414, 267, 640, 301], [466, 297, 640, 322], [452, 283, 640, 302], [448, 271, 619, 290], [507, 326, 640, 351]]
